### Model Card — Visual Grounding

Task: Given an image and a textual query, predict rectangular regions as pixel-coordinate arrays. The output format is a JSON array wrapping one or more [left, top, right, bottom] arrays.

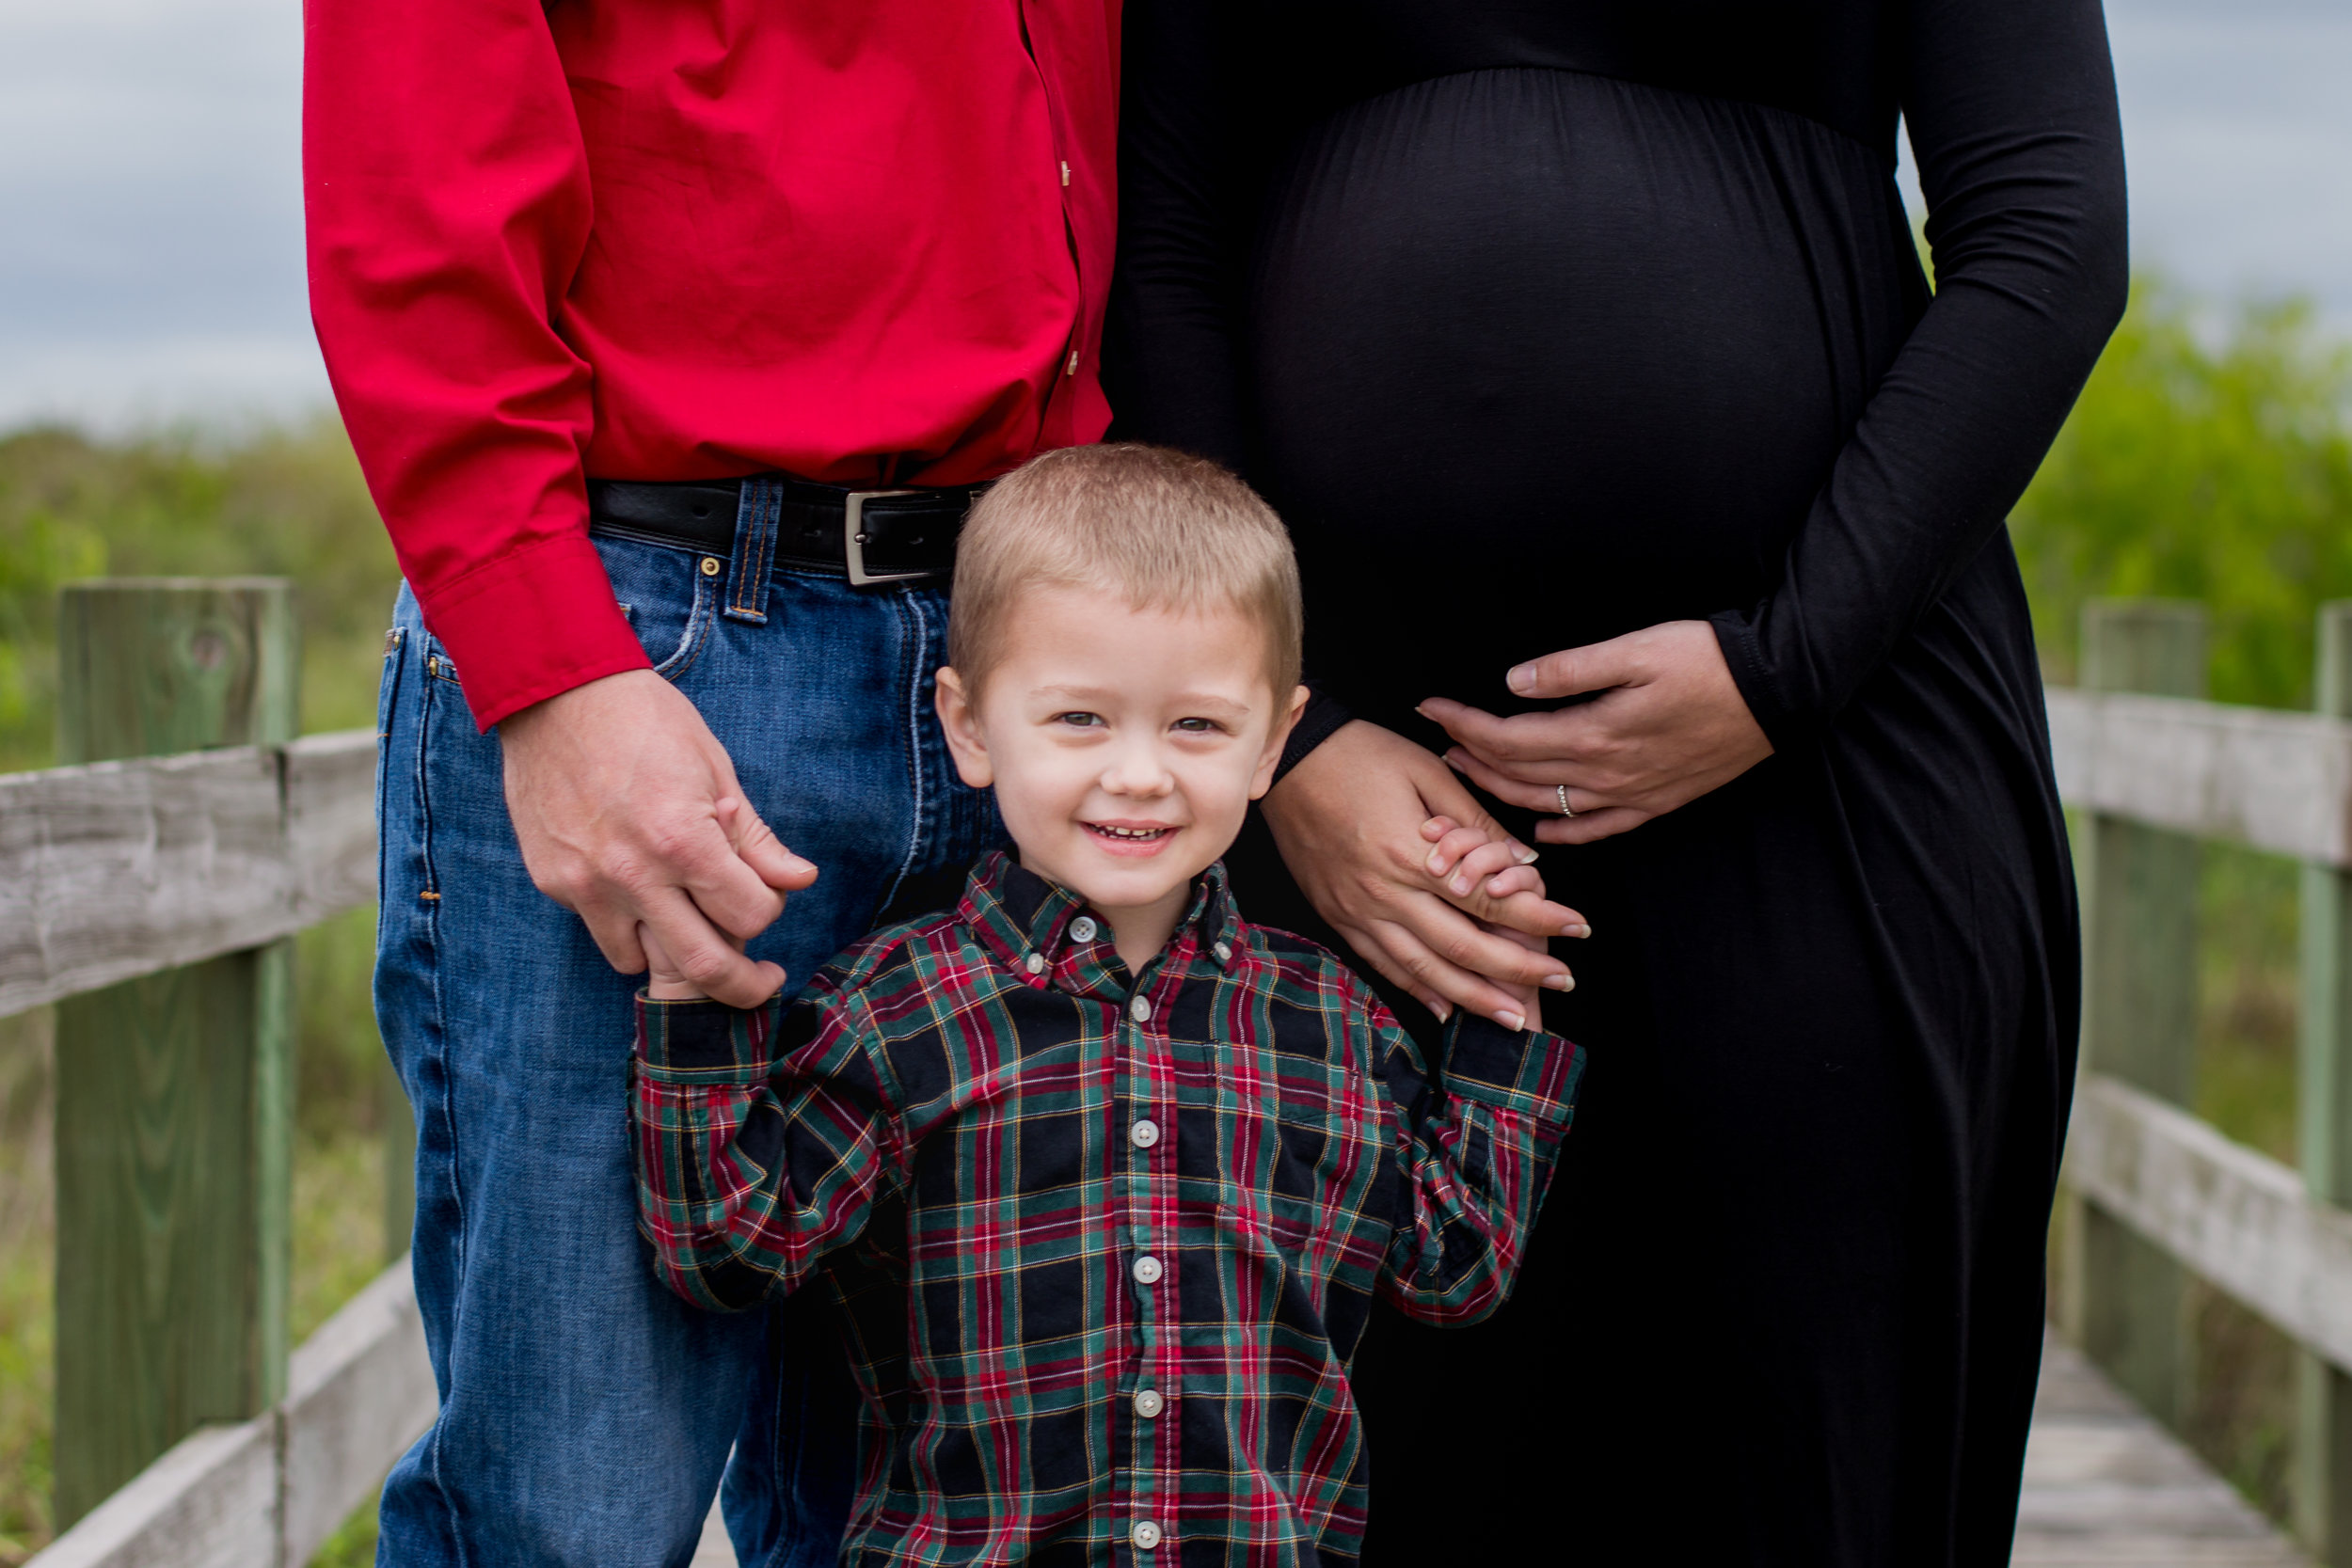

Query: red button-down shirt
[[305, 0, 1120, 727]]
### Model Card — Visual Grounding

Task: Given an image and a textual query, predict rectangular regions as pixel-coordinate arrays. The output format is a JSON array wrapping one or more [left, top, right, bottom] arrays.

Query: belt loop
[[724, 475, 780, 625]]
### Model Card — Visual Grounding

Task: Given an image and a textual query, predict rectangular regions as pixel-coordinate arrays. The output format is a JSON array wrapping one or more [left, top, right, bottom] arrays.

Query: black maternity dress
[[1105, 1, 2125, 1562]]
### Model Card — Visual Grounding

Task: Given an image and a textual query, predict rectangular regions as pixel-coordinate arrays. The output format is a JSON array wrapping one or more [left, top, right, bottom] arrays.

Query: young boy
[[631, 444, 1583, 1565]]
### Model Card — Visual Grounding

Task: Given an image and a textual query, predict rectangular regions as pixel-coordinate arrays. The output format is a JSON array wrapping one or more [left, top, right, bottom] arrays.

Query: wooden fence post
[[51, 578, 299, 1528], [2298, 599, 2352, 1563], [2060, 598, 2205, 1429]]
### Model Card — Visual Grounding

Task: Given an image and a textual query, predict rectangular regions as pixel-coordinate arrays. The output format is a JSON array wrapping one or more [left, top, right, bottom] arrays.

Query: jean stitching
[[755, 483, 778, 606], [726, 478, 778, 624], [878, 589, 929, 915], [654, 563, 719, 682], [374, 627, 406, 904], [408, 630, 471, 1567]]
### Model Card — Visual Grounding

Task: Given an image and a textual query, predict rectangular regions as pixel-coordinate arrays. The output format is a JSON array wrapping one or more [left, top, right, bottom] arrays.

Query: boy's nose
[[1099, 740, 1175, 797]]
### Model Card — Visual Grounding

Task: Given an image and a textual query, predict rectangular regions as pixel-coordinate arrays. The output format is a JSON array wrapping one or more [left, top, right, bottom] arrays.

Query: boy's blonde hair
[[947, 443, 1303, 699]]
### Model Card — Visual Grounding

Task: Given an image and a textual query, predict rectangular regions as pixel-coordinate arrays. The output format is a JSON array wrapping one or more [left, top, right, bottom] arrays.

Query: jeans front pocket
[[595, 531, 721, 683]]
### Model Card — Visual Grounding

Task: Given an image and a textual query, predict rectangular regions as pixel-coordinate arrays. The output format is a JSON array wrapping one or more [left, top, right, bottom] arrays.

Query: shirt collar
[[959, 848, 1244, 986]]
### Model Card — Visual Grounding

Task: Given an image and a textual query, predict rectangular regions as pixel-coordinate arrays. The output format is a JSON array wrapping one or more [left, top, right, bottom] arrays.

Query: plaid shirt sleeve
[[1367, 998, 1587, 1326], [632, 974, 903, 1312]]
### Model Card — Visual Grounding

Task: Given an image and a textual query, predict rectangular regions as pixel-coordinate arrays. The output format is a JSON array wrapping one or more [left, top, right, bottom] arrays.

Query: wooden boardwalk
[[2016, 1333, 2308, 1567], [692, 1331, 2310, 1566]]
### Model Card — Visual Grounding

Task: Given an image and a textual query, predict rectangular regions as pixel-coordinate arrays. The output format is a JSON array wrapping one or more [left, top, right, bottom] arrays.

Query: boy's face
[[937, 582, 1305, 944]]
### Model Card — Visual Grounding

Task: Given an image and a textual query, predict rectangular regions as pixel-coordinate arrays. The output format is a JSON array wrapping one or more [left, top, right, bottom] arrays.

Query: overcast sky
[[1, 0, 2347, 432]]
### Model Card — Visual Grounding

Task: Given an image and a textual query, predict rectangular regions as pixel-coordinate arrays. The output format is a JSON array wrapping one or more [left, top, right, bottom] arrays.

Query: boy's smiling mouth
[[1084, 819, 1179, 854]]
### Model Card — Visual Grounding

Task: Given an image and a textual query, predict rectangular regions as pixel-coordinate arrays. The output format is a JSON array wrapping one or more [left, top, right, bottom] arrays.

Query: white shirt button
[[1025, 952, 1045, 975], [1213, 941, 1232, 964], [1135, 1388, 1165, 1418], [1133, 1255, 1163, 1285], [1130, 1118, 1160, 1149], [1069, 915, 1099, 942], [1132, 1520, 1163, 1551], [1130, 996, 1152, 1023]]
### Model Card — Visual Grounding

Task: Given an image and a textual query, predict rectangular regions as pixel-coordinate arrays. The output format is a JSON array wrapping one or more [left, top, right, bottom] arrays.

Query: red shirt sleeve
[[304, 0, 648, 730]]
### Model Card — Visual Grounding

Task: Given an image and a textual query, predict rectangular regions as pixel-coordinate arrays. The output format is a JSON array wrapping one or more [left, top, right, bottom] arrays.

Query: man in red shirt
[[307, 4, 1117, 1561]]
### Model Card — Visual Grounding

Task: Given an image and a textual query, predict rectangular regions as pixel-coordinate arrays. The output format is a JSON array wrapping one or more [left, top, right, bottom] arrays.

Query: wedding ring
[[1557, 784, 1576, 818]]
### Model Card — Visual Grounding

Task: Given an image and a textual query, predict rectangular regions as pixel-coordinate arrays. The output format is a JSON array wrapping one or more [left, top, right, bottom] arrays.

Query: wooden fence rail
[[19, 585, 2352, 1563], [0, 730, 377, 1019]]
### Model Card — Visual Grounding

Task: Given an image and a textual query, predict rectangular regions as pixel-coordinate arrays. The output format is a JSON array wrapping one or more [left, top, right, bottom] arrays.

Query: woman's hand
[[1419, 620, 1773, 846], [1261, 721, 1590, 1029]]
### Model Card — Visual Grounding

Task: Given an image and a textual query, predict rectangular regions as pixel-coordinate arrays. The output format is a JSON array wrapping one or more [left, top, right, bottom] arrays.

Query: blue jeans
[[373, 494, 1000, 1567]]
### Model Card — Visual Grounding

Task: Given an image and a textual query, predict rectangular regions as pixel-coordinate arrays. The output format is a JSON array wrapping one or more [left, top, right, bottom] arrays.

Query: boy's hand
[[501, 669, 816, 1007], [1261, 721, 1588, 1029], [639, 923, 733, 1001]]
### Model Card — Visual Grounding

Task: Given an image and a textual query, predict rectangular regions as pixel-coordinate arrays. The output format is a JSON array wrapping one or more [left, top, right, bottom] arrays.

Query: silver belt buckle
[[844, 490, 925, 587]]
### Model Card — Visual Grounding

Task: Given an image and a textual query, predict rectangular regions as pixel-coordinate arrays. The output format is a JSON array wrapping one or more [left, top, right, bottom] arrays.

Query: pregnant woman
[[1108, 1, 2124, 1561]]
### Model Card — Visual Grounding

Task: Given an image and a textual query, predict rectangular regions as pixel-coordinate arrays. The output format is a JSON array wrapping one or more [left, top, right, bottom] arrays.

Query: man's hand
[[1260, 721, 1589, 1030], [1419, 620, 1772, 845], [500, 669, 817, 1006]]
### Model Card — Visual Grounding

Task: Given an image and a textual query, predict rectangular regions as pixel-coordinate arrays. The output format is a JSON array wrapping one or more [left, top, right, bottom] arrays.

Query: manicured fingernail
[[1431, 1000, 1454, 1022], [1496, 1010, 1525, 1031], [1564, 921, 1592, 939], [1507, 665, 1536, 694], [1545, 973, 1574, 991], [1514, 844, 1538, 864], [1414, 702, 1433, 720]]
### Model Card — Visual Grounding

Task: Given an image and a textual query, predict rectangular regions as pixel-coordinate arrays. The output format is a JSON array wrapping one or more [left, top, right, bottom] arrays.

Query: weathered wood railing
[[17, 586, 2352, 1563], [8, 579, 432, 1568], [2050, 598, 2352, 1567]]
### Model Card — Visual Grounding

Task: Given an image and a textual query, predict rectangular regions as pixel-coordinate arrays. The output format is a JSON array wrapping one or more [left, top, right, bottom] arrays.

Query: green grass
[[0, 1008, 55, 1564]]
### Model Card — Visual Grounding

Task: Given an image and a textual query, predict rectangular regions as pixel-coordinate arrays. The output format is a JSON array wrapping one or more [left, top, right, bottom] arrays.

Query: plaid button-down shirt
[[633, 850, 1583, 1567]]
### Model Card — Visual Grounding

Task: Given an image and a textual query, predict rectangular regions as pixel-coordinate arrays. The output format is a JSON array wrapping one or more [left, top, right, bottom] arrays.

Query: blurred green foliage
[[0, 420, 399, 1562], [2013, 279, 2352, 705], [0, 417, 398, 772]]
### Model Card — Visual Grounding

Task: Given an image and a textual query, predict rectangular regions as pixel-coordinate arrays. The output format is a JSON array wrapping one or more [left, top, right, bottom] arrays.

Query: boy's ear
[[1248, 684, 1311, 801], [934, 666, 994, 789]]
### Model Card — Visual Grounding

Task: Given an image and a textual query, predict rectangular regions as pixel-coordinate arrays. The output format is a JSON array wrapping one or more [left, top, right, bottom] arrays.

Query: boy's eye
[[1172, 717, 1224, 734], [1053, 711, 1104, 729]]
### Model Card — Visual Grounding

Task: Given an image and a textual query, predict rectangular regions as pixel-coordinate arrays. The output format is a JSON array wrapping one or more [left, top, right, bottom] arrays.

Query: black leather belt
[[587, 475, 981, 585]]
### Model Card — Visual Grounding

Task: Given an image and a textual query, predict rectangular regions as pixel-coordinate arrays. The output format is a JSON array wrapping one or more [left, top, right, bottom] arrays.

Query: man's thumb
[[717, 796, 818, 889]]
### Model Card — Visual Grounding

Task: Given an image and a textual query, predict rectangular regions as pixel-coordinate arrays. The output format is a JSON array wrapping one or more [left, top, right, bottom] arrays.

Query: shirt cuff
[[635, 994, 780, 1083], [1707, 609, 1804, 753], [416, 531, 653, 731], [1273, 683, 1355, 784], [1438, 1014, 1586, 1127]]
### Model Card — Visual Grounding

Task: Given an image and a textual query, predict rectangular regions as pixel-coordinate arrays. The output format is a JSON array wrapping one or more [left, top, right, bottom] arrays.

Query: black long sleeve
[[1710, 0, 2125, 743]]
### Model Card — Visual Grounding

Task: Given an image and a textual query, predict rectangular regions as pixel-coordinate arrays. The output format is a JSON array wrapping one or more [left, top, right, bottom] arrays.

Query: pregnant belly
[[1248, 68, 1919, 709]]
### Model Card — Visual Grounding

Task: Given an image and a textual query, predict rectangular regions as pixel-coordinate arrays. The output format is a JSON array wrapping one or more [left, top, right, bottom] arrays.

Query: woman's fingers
[[1484, 882, 1593, 937], [1417, 696, 1595, 771], [1533, 804, 1653, 846], [1440, 746, 1579, 816], [1352, 908, 1552, 1028], [1503, 634, 1644, 701]]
